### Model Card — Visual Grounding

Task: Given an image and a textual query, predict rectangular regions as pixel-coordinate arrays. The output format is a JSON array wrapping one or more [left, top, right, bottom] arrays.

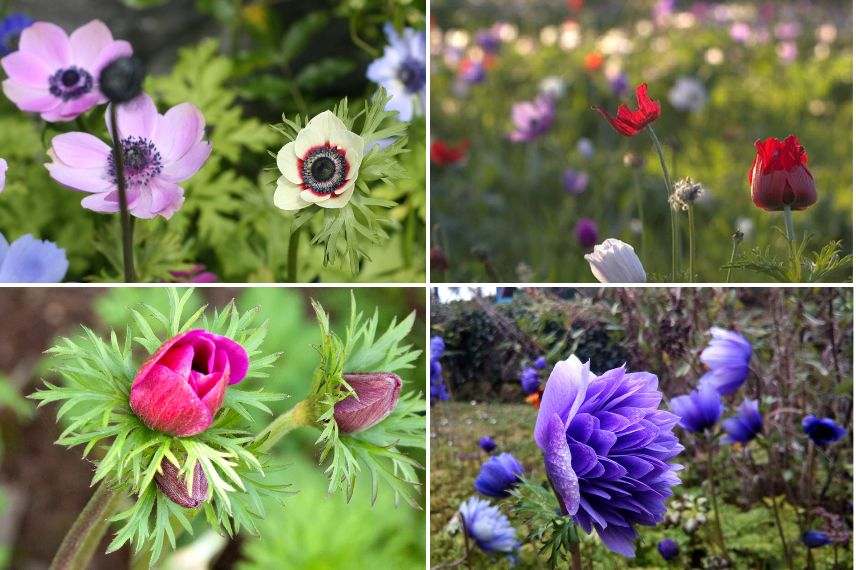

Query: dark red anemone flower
[[431, 139, 470, 166], [748, 135, 817, 211], [594, 83, 661, 137]]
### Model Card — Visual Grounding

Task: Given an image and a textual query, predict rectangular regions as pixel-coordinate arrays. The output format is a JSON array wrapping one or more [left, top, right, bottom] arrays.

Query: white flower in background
[[539, 75, 566, 100], [585, 238, 646, 283], [668, 76, 707, 112], [735, 217, 754, 239], [367, 24, 426, 122], [273, 111, 365, 211]]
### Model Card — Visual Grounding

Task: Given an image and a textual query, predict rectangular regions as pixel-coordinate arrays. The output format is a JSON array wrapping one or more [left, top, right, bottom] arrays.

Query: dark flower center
[[300, 145, 348, 195], [48, 66, 93, 101], [810, 423, 835, 440], [107, 136, 163, 189], [398, 58, 426, 93]]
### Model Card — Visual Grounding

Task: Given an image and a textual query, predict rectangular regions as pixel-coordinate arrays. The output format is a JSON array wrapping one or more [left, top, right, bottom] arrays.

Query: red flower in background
[[594, 83, 661, 137], [583, 51, 603, 71], [748, 135, 817, 211], [431, 139, 470, 166]]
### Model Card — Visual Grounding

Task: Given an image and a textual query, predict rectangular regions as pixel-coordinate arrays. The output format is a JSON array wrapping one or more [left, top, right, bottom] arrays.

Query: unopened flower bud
[[155, 460, 208, 508], [334, 373, 402, 433], [99, 56, 145, 103]]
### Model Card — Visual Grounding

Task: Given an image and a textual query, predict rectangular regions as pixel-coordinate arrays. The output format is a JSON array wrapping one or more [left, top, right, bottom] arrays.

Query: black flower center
[[398, 57, 425, 93], [107, 136, 163, 189], [48, 66, 93, 101], [300, 145, 348, 195]]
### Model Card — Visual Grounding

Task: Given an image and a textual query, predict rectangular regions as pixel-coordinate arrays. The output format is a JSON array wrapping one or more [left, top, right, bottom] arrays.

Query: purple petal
[[543, 413, 579, 516]]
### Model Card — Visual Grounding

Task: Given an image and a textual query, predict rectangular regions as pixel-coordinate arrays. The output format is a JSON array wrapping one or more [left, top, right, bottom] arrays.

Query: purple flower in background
[[479, 436, 497, 453], [474, 452, 524, 497], [721, 399, 763, 445], [520, 367, 540, 394], [574, 218, 599, 250], [609, 72, 629, 97], [534, 355, 684, 557], [367, 24, 426, 122], [657, 538, 680, 561], [669, 384, 722, 433], [777, 42, 798, 63], [430, 335, 450, 403], [534, 356, 547, 370], [458, 59, 486, 85], [699, 328, 752, 396], [563, 168, 589, 195], [509, 96, 554, 142], [0, 14, 32, 57], [577, 138, 595, 159], [730, 22, 752, 44], [475, 28, 501, 54], [774, 21, 802, 41], [802, 530, 831, 548], [802, 415, 846, 447], [653, 0, 675, 25], [0, 232, 68, 282], [171, 264, 218, 283], [458, 497, 520, 554]]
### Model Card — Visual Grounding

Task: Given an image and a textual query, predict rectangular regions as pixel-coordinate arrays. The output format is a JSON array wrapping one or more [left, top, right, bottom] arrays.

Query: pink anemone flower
[[1, 20, 131, 122], [45, 94, 211, 219]]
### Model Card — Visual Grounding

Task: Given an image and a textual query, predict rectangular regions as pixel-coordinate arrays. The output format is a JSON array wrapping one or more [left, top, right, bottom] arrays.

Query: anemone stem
[[50, 481, 123, 570], [286, 225, 302, 282], [569, 540, 582, 570], [254, 399, 317, 452], [769, 495, 793, 570], [706, 436, 730, 562], [782, 205, 801, 281], [108, 103, 136, 282], [647, 125, 678, 281], [687, 205, 695, 282], [726, 237, 739, 283]]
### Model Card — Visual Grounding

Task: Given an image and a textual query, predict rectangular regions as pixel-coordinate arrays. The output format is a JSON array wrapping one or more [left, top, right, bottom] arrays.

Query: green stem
[[706, 437, 729, 562], [632, 169, 647, 262], [108, 104, 136, 282], [286, 225, 301, 283], [726, 238, 739, 283], [569, 540, 582, 570], [769, 496, 793, 570], [254, 399, 317, 452], [50, 482, 124, 570], [782, 205, 800, 281], [687, 205, 695, 282], [647, 125, 677, 281]]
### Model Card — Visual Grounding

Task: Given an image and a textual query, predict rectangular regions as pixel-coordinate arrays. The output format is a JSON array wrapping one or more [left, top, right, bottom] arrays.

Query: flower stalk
[[569, 539, 582, 570], [687, 204, 695, 281], [782, 205, 801, 281], [647, 125, 678, 280], [50, 482, 124, 570], [254, 398, 318, 452], [769, 495, 794, 570], [706, 436, 730, 562], [108, 103, 135, 282]]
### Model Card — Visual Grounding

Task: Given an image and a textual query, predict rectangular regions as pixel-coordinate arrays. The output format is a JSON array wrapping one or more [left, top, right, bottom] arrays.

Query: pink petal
[[50, 133, 111, 167], [153, 103, 205, 162], [45, 162, 111, 193], [2, 80, 58, 113], [19, 22, 71, 67], [80, 191, 120, 213], [69, 20, 114, 69], [92, 40, 133, 76], [1, 51, 52, 88], [53, 92, 104, 120], [105, 94, 158, 140], [130, 178, 184, 219], [129, 364, 214, 436], [161, 141, 211, 183]]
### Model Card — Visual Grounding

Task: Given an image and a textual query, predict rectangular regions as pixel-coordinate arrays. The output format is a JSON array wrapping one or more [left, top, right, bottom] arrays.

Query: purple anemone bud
[[574, 218, 599, 250], [533, 356, 547, 370], [99, 55, 145, 104], [802, 415, 846, 446], [669, 383, 723, 433], [519, 367, 540, 394], [474, 452, 524, 498], [155, 460, 208, 508], [334, 373, 402, 433], [721, 399, 763, 445], [657, 538, 679, 560], [563, 168, 589, 195], [479, 435, 497, 453]]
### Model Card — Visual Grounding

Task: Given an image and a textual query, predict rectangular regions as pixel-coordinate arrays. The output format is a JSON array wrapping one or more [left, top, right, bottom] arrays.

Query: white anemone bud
[[584, 238, 646, 283]]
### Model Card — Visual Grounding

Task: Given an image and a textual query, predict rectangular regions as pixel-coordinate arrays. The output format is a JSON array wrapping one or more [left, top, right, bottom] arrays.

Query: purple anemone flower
[[430, 335, 450, 403], [366, 24, 425, 122], [657, 538, 679, 560], [574, 218, 599, 250], [0, 232, 68, 282], [479, 436, 497, 453], [721, 399, 762, 445], [699, 328, 752, 396], [475, 28, 501, 54], [458, 497, 520, 554], [802, 415, 846, 447], [609, 72, 629, 97], [474, 452, 524, 498], [669, 384, 722, 433], [0, 14, 33, 57], [534, 356, 547, 370], [533, 355, 684, 557], [509, 96, 554, 142], [563, 168, 589, 195], [520, 367, 540, 394], [802, 530, 831, 548]]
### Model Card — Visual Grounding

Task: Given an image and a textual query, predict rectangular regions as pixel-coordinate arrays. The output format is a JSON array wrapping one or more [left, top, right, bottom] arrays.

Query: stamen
[[300, 145, 349, 195], [107, 136, 163, 189], [48, 66, 93, 102]]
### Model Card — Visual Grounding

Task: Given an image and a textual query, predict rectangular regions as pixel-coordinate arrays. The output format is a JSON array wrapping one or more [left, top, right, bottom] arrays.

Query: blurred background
[[0, 287, 425, 569], [430, 0, 852, 282]]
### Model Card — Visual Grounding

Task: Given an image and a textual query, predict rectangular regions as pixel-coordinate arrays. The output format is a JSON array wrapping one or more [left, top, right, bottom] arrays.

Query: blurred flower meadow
[[430, 0, 852, 282]]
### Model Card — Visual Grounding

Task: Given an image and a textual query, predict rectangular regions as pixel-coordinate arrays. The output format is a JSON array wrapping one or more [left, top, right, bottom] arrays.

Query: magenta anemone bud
[[334, 372, 402, 433], [155, 460, 208, 508], [129, 329, 249, 437]]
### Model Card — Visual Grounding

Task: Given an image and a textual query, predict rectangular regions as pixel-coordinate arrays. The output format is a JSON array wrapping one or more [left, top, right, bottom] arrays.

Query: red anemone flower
[[431, 139, 470, 166], [748, 135, 817, 211], [594, 83, 661, 137]]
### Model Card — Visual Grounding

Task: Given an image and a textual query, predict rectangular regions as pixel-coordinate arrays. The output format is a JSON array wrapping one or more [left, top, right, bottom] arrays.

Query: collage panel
[[430, 1, 852, 283], [0, 1, 426, 284], [0, 287, 426, 568], [430, 286, 853, 567]]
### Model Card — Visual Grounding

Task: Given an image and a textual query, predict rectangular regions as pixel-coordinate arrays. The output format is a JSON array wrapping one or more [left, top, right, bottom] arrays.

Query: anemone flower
[[594, 83, 661, 137], [0, 14, 32, 57], [1, 20, 131, 121], [721, 399, 763, 445], [574, 218, 599, 250], [802, 530, 831, 548], [748, 135, 816, 212], [519, 367, 540, 395], [699, 328, 752, 396], [0, 232, 68, 282], [669, 384, 722, 433], [585, 238, 646, 283], [46, 94, 210, 219], [509, 95, 554, 142], [479, 436, 497, 453], [657, 538, 679, 561], [533, 356, 547, 370], [474, 453, 525, 498], [366, 24, 425, 122], [802, 415, 846, 446], [458, 497, 520, 554], [533, 355, 684, 556]]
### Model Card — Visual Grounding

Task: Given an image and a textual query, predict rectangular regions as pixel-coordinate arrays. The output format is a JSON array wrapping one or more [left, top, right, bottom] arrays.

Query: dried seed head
[[669, 177, 704, 211]]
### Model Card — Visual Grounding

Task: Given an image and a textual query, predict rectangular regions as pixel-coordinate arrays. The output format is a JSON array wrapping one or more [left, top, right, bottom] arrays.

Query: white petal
[[294, 110, 350, 157], [273, 177, 311, 211], [338, 130, 366, 174], [584, 239, 646, 283], [317, 183, 355, 209], [299, 189, 331, 204], [276, 142, 302, 185]]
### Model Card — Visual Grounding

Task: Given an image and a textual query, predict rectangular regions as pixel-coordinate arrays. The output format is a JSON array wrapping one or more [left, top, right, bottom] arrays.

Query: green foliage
[[512, 479, 579, 568]]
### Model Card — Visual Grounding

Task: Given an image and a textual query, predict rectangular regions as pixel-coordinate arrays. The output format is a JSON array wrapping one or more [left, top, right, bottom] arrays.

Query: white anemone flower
[[274, 111, 366, 211], [584, 238, 646, 283]]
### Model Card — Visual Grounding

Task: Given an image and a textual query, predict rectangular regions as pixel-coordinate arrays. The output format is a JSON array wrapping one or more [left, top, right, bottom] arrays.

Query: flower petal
[[1, 51, 52, 88], [106, 93, 158, 140], [153, 103, 205, 163], [128, 364, 214, 436], [45, 161, 111, 193], [2, 79, 58, 113], [316, 182, 355, 208], [161, 141, 211, 183], [273, 178, 311, 211], [276, 142, 302, 184], [19, 22, 71, 67], [0, 234, 68, 283], [294, 110, 350, 157], [92, 40, 133, 75], [543, 413, 580, 516], [50, 132, 112, 167], [69, 20, 114, 69], [534, 355, 589, 449]]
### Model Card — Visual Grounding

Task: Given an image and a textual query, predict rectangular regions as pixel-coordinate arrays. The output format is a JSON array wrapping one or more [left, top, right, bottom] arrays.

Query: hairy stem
[[108, 104, 136, 282], [769, 495, 793, 570], [647, 125, 678, 280], [50, 482, 124, 570], [286, 225, 302, 282], [726, 237, 739, 283], [254, 399, 317, 452], [782, 205, 801, 281]]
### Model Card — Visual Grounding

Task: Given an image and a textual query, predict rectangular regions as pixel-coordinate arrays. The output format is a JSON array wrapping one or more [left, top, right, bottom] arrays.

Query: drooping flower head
[[0, 232, 68, 282], [533, 355, 684, 556], [699, 328, 752, 396], [563, 168, 589, 195], [594, 83, 661, 137], [274, 110, 365, 211], [430, 139, 469, 166], [519, 366, 540, 395], [574, 218, 599, 250], [721, 399, 763, 445], [366, 24, 425, 122], [430, 335, 450, 402], [657, 538, 680, 561], [748, 135, 816, 212], [458, 497, 520, 554], [802, 530, 831, 548], [1, 20, 131, 121], [669, 383, 722, 433], [474, 452, 525, 498], [129, 329, 249, 437], [509, 95, 555, 142], [0, 14, 32, 57], [585, 238, 646, 283], [802, 415, 846, 447], [479, 435, 497, 453], [46, 94, 210, 219], [333, 372, 402, 433]]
